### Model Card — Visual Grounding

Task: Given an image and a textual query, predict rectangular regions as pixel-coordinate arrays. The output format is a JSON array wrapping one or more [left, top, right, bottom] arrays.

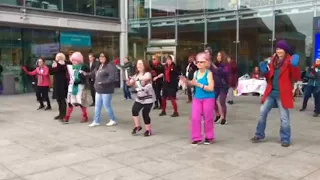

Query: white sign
[[236, 79, 267, 96]]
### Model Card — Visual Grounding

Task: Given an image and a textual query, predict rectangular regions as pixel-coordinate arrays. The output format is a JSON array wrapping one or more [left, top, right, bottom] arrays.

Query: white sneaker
[[89, 122, 100, 127], [106, 121, 117, 126]]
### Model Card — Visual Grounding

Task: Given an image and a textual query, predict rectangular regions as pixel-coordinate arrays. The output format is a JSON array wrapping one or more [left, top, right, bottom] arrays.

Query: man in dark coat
[[88, 53, 99, 106], [185, 54, 197, 103]]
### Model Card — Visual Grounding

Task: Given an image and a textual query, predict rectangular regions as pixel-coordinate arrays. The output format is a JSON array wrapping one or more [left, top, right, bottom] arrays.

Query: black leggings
[[36, 86, 51, 107], [132, 102, 153, 125], [57, 98, 66, 117]]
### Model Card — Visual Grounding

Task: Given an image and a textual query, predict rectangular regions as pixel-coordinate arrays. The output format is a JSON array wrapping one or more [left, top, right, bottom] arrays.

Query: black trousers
[[153, 82, 162, 107], [132, 102, 153, 125], [56, 98, 67, 117], [187, 86, 193, 101], [89, 81, 95, 103], [36, 86, 51, 107]]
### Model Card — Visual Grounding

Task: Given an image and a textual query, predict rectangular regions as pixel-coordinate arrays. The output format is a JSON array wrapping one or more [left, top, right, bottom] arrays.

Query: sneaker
[[281, 142, 290, 147], [214, 116, 221, 124], [89, 122, 100, 127], [45, 106, 52, 111], [251, 136, 263, 143], [191, 140, 201, 146], [299, 108, 306, 112], [89, 103, 95, 107], [106, 121, 117, 126], [204, 139, 213, 145], [227, 101, 234, 105], [54, 115, 61, 120], [131, 126, 142, 135], [159, 111, 166, 116], [220, 119, 227, 125], [171, 112, 179, 117], [144, 130, 152, 137]]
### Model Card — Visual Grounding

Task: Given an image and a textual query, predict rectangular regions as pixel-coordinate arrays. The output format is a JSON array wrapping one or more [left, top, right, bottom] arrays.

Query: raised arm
[[290, 54, 301, 81], [22, 66, 37, 76]]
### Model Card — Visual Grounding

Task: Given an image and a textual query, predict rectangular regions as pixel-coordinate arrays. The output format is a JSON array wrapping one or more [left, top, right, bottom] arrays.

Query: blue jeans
[[123, 81, 131, 99], [255, 96, 291, 143], [93, 93, 116, 123]]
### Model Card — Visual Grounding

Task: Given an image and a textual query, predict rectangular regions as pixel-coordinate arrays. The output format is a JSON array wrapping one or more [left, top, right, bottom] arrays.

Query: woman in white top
[[127, 59, 155, 136]]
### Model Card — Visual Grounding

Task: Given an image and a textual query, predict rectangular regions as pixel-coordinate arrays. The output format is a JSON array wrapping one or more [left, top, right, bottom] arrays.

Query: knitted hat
[[276, 40, 290, 53], [70, 51, 84, 64]]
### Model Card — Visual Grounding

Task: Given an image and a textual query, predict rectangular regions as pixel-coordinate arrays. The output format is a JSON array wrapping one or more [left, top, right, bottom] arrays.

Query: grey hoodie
[[92, 62, 117, 94]]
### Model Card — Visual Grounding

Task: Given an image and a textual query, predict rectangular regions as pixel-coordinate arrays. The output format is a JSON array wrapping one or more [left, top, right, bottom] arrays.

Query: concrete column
[[119, 0, 128, 88]]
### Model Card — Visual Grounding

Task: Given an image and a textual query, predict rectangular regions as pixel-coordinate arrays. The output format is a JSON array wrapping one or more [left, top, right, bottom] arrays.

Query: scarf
[[165, 64, 172, 83], [72, 64, 83, 95], [273, 56, 286, 69]]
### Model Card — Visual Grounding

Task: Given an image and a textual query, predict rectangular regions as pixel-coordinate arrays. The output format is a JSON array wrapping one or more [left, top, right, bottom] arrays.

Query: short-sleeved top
[[194, 70, 215, 99], [130, 72, 155, 104]]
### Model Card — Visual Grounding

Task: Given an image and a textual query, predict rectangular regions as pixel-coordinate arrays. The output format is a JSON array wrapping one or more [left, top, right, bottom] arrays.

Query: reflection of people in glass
[[51, 53, 68, 120], [251, 40, 301, 147], [22, 57, 51, 110], [300, 58, 320, 117]]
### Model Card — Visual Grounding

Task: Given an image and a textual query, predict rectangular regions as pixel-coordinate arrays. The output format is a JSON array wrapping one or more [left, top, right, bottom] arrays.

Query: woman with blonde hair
[[51, 53, 68, 120]]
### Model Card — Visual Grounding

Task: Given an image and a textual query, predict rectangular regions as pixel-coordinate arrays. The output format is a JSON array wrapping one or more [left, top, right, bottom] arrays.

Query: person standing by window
[[185, 54, 198, 103], [151, 55, 164, 110], [51, 53, 68, 120], [117, 57, 133, 100], [181, 52, 215, 145], [251, 40, 300, 147], [22, 57, 51, 110], [88, 52, 118, 127], [88, 53, 98, 106], [127, 59, 155, 136], [212, 51, 230, 125], [159, 55, 180, 117]]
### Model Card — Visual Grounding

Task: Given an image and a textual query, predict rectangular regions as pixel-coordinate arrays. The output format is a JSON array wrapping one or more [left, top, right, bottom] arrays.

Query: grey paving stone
[[302, 170, 320, 180], [161, 167, 215, 180], [6, 157, 62, 176], [0, 165, 17, 180], [90, 167, 153, 180], [47, 150, 99, 166], [224, 168, 295, 180], [69, 158, 125, 176], [108, 150, 153, 166], [22, 167, 85, 180], [0, 139, 15, 147]]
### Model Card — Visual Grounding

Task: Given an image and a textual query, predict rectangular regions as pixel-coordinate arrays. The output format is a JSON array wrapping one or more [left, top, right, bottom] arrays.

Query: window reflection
[[96, 0, 119, 17], [150, 0, 176, 17], [206, 0, 237, 12], [25, 0, 60, 11], [129, 0, 149, 19], [0, 0, 23, 6], [63, 0, 93, 15], [177, 0, 204, 15], [240, 0, 273, 9]]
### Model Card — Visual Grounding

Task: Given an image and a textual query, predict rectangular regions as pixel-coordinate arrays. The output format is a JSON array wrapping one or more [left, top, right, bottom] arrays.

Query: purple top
[[210, 62, 230, 88]]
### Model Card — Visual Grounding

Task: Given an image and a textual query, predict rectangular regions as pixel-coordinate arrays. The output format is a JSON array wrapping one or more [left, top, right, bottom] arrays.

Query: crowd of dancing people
[[22, 39, 304, 147]]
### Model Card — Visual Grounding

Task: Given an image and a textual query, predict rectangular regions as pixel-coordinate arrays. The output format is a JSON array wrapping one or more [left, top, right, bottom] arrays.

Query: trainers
[[171, 112, 179, 117], [144, 130, 152, 137], [227, 101, 234, 105], [191, 140, 201, 146], [89, 122, 100, 127], [204, 139, 213, 145], [281, 142, 290, 147], [214, 116, 221, 124], [54, 115, 61, 120], [220, 119, 227, 125], [251, 136, 263, 143], [106, 121, 117, 126], [299, 108, 306, 112], [131, 126, 142, 135], [159, 111, 166, 116]]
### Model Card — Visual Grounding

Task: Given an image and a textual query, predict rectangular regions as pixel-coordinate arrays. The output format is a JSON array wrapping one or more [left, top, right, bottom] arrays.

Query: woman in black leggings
[[127, 59, 155, 137]]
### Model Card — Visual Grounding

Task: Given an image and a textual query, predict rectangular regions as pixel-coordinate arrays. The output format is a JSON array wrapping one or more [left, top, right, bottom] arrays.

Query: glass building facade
[[128, 0, 320, 75], [1, 0, 119, 17]]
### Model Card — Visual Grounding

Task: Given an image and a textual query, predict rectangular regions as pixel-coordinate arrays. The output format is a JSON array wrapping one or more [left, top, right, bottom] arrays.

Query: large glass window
[[96, 0, 119, 17], [177, 0, 204, 15], [150, 0, 176, 17], [91, 32, 120, 60], [240, 0, 273, 9], [0, 0, 23, 6], [205, 0, 237, 12], [238, 13, 274, 75], [128, 26, 148, 60], [129, 0, 149, 19], [63, 0, 93, 15], [151, 24, 175, 39], [25, 0, 61, 11], [275, 10, 313, 68], [275, 0, 310, 6]]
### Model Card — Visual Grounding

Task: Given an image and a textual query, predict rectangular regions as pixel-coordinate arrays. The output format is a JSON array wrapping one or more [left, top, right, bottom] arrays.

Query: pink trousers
[[191, 98, 215, 141]]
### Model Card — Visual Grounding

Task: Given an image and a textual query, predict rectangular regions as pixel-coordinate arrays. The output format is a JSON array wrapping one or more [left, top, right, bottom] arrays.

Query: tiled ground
[[0, 91, 320, 180]]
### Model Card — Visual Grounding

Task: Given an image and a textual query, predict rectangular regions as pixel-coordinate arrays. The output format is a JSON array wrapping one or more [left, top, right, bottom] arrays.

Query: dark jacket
[[163, 63, 179, 90], [306, 66, 320, 87], [186, 62, 197, 80], [228, 61, 238, 88], [117, 61, 134, 80], [51, 62, 68, 99], [88, 61, 99, 83], [211, 62, 230, 88], [92, 62, 117, 94], [151, 63, 165, 85]]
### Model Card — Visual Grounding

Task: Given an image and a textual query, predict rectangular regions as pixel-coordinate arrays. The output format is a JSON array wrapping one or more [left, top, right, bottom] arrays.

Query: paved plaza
[[0, 92, 320, 180]]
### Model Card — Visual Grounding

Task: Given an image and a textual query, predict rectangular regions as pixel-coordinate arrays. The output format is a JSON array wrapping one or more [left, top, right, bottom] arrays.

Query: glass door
[[145, 46, 176, 64]]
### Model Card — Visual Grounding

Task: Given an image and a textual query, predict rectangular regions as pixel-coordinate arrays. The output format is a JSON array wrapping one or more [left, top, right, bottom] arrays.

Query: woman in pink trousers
[[181, 52, 215, 145]]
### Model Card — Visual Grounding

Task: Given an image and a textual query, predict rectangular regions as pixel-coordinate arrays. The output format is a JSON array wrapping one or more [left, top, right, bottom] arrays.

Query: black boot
[[153, 102, 159, 110]]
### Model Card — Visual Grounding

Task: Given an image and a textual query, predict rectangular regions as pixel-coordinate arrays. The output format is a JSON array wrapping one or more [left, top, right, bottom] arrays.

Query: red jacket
[[261, 55, 300, 109], [228, 61, 238, 88], [23, 66, 50, 87]]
